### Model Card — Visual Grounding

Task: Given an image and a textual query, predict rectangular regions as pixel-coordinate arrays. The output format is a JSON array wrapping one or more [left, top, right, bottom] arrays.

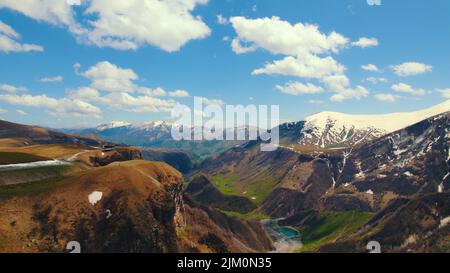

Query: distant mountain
[[298, 100, 450, 148], [0, 119, 106, 147], [62, 121, 246, 158]]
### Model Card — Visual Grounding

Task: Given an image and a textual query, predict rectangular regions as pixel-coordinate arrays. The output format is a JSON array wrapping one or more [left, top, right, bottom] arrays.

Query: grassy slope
[[211, 171, 278, 204], [218, 210, 270, 221], [296, 211, 373, 253], [0, 144, 91, 159], [0, 152, 50, 164], [0, 173, 79, 199]]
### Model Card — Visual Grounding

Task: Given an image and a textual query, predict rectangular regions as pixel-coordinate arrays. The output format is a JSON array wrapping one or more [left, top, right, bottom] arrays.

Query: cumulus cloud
[[0, 20, 18, 38], [374, 93, 398, 102], [231, 38, 258, 54], [391, 83, 427, 96], [202, 97, 225, 106], [436, 88, 450, 99], [16, 109, 27, 115], [81, 61, 138, 93], [169, 90, 190, 97], [364, 77, 388, 84], [276, 81, 324, 95], [351, 37, 379, 48], [229, 16, 373, 102], [83, 0, 211, 51], [39, 75, 63, 83], [391, 62, 432, 77], [308, 99, 325, 105], [67, 86, 101, 101], [100, 92, 177, 113], [216, 14, 229, 25], [0, 84, 27, 93], [0, 0, 211, 52], [0, 0, 75, 26], [252, 55, 345, 80], [361, 64, 380, 72], [330, 86, 369, 102], [230, 16, 349, 56], [0, 20, 43, 53], [0, 93, 102, 118]]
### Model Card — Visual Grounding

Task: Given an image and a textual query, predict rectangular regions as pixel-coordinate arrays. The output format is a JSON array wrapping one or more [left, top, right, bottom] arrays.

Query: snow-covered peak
[[96, 121, 131, 131], [140, 120, 172, 129], [300, 100, 450, 148]]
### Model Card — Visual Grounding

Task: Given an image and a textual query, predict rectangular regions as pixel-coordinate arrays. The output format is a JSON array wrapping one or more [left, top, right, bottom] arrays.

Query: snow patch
[[88, 191, 103, 205], [439, 216, 450, 229]]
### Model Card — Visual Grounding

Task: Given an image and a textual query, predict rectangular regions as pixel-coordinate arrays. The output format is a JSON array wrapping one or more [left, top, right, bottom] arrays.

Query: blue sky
[[0, 0, 449, 128]]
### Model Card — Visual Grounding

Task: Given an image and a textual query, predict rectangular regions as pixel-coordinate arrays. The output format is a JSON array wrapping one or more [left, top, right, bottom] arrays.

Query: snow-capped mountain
[[96, 121, 131, 131], [299, 100, 450, 148]]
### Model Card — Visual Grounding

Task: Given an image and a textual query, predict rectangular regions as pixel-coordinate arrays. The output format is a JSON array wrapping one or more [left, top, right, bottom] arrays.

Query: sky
[[0, 0, 449, 128]]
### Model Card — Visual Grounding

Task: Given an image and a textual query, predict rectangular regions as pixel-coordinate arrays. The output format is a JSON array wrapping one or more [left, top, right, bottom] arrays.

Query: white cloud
[[252, 55, 345, 80], [100, 92, 176, 113], [436, 88, 450, 99], [391, 83, 427, 96], [0, 84, 27, 93], [81, 61, 138, 93], [374, 93, 398, 103], [0, 93, 102, 118], [67, 86, 101, 101], [0, 1, 75, 26], [330, 86, 369, 102], [0, 108, 7, 114], [308, 99, 325, 105], [0, 20, 43, 53], [391, 62, 432, 77], [361, 64, 380, 72], [0, 20, 18, 38], [230, 16, 372, 102], [230, 16, 349, 56], [364, 77, 388, 84], [83, 0, 211, 51], [137, 87, 168, 97], [0, 0, 211, 52], [322, 75, 350, 92], [202, 97, 225, 106], [276, 81, 324, 96], [352, 37, 379, 48], [169, 90, 190, 97], [231, 38, 257, 54], [40, 75, 63, 83], [216, 14, 229, 25], [16, 109, 27, 115]]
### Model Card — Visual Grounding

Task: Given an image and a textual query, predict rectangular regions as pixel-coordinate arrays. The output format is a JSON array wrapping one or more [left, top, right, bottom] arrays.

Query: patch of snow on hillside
[[439, 216, 450, 229], [88, 191, 103, 205]]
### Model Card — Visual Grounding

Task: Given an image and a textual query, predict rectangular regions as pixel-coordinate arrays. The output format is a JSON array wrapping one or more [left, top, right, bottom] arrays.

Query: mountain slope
[[0, 160, 273, 253], [0, 120, 105, 147]]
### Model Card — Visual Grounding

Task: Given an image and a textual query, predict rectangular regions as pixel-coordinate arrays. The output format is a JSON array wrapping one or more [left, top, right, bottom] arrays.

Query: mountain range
[[0, 100, 449, 253]]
